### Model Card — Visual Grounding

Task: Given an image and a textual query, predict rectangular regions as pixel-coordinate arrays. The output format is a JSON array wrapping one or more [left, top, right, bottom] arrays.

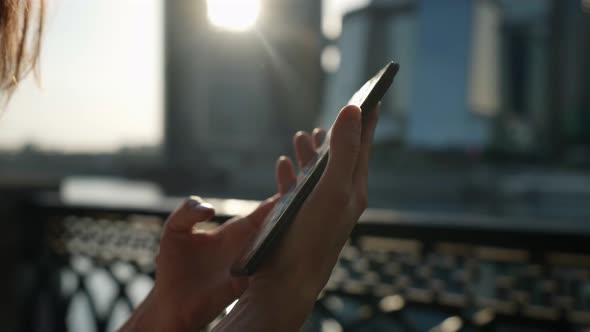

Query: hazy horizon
[[0, 0, 368, 153]]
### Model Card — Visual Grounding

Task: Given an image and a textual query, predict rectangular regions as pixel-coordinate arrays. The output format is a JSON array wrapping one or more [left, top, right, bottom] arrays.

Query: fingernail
[[343, 108, 362, 131], [186, 196, 213, 211]]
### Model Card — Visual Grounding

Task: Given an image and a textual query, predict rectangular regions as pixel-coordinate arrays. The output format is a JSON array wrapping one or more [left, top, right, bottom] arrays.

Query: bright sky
[[323, 0, 370, 38], [0, 0, 366, 153], [0, 0, 164, 152]]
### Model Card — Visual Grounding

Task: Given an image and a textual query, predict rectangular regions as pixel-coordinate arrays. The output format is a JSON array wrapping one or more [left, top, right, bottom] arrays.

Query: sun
[[206, 0, 260, 32]]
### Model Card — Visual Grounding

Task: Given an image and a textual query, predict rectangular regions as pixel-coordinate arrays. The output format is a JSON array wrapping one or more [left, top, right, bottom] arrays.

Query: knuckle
[[329, 187, 352, 207], [356, 192, 368, 211], [353, 183, 369, 210]]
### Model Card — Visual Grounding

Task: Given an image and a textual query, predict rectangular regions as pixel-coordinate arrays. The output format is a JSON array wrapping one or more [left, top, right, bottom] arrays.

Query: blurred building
[[320, 0, 416, 144], [321, 0, 498, 149], [164, 0, 322, 191], [494, 0, 590, 155], [322, 0, 590, 153]]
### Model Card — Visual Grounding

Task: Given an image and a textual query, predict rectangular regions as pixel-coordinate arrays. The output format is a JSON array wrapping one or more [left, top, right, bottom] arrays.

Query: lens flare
[[206, 0, 260, 32]]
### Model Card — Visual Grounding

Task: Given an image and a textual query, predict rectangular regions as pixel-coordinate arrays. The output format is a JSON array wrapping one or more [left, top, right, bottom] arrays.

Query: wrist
[[121, 287, 193, 332], [150, 285, 200, 332], [213, 281, 318, 332]]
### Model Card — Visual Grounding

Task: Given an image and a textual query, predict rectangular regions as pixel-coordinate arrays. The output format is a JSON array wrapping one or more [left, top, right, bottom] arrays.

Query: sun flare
[[206, 0, 260, 32]]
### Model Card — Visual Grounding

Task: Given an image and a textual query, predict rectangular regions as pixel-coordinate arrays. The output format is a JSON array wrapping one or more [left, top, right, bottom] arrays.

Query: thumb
[[322, 105, 362, 187], [164, 196, 215, 233], [217, 195, 279, 247]]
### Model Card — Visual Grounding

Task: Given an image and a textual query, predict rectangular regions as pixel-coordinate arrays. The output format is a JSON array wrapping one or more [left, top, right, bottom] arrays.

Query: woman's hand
[[120, 124, 328, 331], [214, 104, 379, 331]]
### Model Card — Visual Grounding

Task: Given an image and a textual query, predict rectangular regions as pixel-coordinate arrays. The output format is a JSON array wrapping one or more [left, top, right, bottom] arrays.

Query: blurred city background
[[1, 0, 589, 220], [2, 0, 590, 331]]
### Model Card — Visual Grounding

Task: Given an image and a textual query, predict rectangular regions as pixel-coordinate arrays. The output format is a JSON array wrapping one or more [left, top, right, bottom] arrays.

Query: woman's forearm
[[212, 280, 318, 332], [212, 295, 308, 332], [118, 287, 190, 332]]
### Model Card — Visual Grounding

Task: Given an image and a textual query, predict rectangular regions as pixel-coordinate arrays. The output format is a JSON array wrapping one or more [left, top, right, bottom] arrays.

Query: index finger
[[319, 105, 362, 191], [353, 102, 380, 188]]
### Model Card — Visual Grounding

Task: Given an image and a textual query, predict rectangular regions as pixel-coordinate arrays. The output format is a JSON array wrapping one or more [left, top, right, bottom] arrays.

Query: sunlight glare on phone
[[206, 0, 260, 32]]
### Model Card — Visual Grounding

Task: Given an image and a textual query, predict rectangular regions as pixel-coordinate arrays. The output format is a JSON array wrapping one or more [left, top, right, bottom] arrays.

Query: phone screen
[[231, 62, 400, 276]]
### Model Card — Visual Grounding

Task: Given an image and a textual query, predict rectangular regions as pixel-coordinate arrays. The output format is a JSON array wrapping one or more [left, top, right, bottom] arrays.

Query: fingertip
[[312, 128, 327, 148], [188, 195, 203, 204], [323, 105, 363, 183], [294, 131, 312, 145], [186, 198, 215, 219], [276, 155, 296, 194], [277, 155, 294, 174], [166, 197, 216, 232], [293, 130, 316, 169], [276, 155, 287, 166], [332, 105, 362, 138], [293, 130, 308, 143], [331, 105, 362, 142], [277, 155, 294, 169], [340, 105, 362, 121]]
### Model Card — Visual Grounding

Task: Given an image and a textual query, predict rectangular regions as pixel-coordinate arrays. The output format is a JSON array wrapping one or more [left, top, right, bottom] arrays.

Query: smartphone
[[231, 62, 400, 276]]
